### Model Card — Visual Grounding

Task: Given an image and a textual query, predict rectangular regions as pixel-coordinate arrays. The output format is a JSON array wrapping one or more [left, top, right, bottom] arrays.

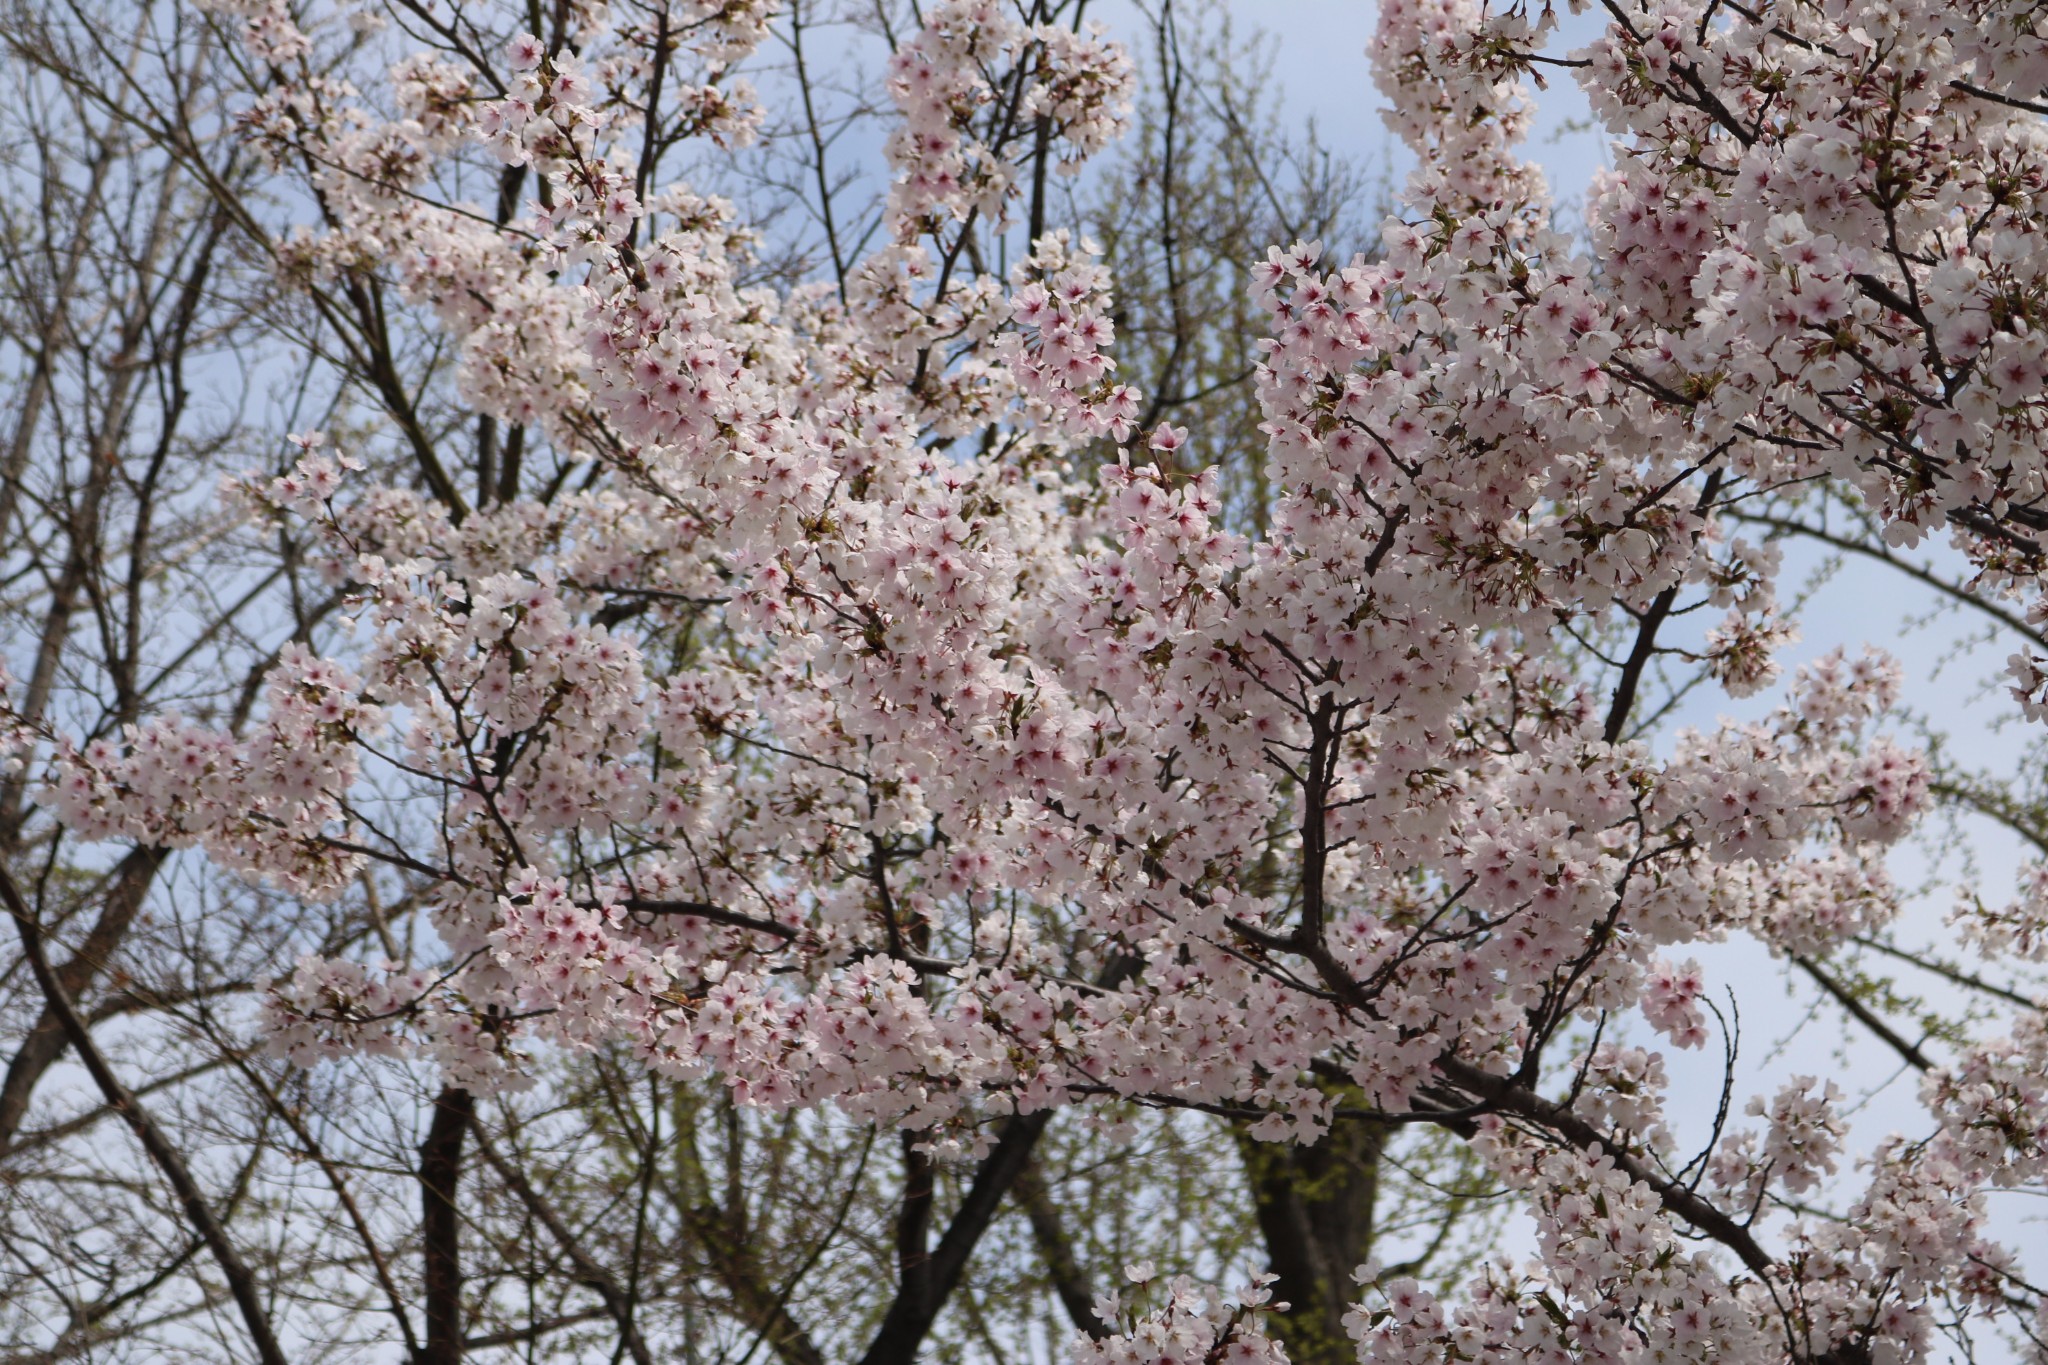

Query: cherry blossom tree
[[8, 0, 2048, 1362], [0, 5, 1477, 1361]]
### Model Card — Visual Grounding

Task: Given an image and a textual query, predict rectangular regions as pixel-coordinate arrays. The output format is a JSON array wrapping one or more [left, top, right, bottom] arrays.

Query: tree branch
[[0, 862, 289, 1365]]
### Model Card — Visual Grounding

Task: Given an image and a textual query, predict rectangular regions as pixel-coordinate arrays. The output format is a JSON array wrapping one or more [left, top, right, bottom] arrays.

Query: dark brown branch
[[1732, 510, 2044, 646], [1793, 955, 1934, 1073], [1434, 1056, 1774, 1276], [0, 845, 165, 1152], [1604, 584, 1680, 744], [855, 1111, 1056, 1365], [1013, 1159, 1107, 1340], [1850, 934, 2039, 1010], [1, 863, 289, 1365], [463, 1309, 612, 1351], [617, 897, 799, 939], [1949, 79, 2048, 116]]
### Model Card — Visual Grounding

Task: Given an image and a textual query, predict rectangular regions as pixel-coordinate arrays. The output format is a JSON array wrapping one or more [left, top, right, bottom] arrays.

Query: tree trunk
[[419, 1086, 474, 1365], [1237, 1116, 1385, 1365]]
